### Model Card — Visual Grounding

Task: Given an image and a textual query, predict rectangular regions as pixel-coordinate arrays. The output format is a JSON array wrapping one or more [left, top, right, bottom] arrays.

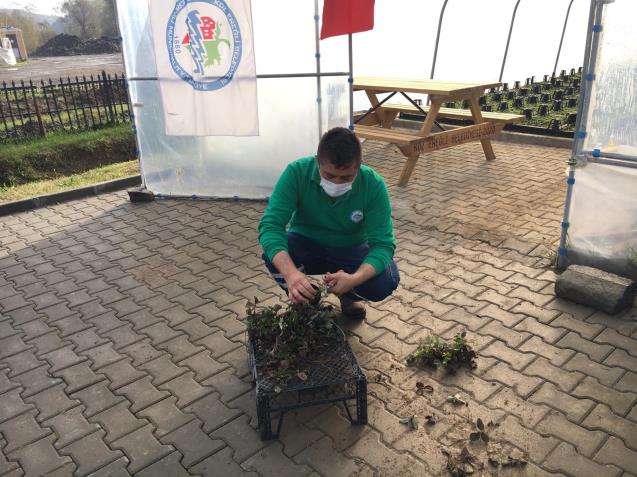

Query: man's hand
[[324, 270, 358, 296], [285, 269, 316, 303], [324, 263, 377, 297]]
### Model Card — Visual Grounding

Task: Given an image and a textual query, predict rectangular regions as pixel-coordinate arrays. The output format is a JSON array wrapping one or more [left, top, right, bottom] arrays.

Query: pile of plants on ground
[[246, 289, 346, 390], [33, 34, 121, 57], [406, 331, 477, 373]]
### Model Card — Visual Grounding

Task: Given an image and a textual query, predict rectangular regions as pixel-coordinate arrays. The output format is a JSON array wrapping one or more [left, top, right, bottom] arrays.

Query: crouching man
[[258, 127, 400, 319]]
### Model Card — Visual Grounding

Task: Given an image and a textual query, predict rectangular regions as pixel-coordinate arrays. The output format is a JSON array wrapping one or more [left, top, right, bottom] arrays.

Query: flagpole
[[348, 33, 353, 130], [314, 0, 323, 139]]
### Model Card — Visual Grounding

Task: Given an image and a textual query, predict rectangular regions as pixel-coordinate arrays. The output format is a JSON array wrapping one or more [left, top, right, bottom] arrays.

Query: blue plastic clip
[[558, 247, 568, 256], [592, 24, 602, 32], [577, 131, 586, 139], [347, 77, 353, 84], [316, 97, 322, 103], [585, 73, 595, 81], [233, 195, 240, 202], [349, 124, 355, 131], [567, 177, 575, 185], [315, 53, 320, 59], [314, 15, 319, 21], [561, 221, 569, 229], [191, 195, 197, 200], [592, 149, 601, 157]]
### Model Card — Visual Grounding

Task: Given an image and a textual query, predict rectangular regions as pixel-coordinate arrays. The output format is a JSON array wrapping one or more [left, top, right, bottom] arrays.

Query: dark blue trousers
[[263, 232, 400, 302]]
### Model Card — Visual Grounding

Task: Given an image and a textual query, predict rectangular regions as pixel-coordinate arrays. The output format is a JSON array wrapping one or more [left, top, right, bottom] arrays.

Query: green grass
[[0, 124, 135, 187], [0, 160, 139, 203], [1, 123, 130, 157]]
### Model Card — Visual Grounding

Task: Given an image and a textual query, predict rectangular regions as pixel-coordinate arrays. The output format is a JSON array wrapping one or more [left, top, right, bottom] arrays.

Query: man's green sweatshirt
[[258, 156, 396, 274]]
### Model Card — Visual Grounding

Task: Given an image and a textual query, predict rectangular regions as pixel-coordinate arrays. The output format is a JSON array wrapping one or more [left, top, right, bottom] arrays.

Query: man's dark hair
[[317, 127, 362, 169]]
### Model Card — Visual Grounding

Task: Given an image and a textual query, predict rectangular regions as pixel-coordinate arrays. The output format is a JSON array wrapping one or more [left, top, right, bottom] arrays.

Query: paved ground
[[0, 54, 124, 83], [0, 139, 636, 477]]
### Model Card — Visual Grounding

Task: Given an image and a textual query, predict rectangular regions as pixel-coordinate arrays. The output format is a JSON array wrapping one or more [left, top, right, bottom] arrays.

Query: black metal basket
[[247, 327, 367, 440]]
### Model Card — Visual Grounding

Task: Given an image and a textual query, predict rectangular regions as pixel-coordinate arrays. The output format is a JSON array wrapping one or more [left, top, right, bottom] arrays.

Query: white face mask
[[320, 177, 353, 198]]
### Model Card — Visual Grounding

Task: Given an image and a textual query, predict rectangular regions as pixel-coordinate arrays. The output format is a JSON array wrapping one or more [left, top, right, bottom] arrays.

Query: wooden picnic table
[[353, 77, 524, 186]]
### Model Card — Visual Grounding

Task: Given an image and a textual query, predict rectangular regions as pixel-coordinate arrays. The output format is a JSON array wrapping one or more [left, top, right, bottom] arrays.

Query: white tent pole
[[349, 33, 354, 129], [113, 0, 146, 189], [557, 0, 604, 270], [552, 0, 575, 78], [314, 0, 323, 139]]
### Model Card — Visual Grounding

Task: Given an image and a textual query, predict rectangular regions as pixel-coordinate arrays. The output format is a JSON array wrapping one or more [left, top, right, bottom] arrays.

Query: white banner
[[149, 0, 259, 136]]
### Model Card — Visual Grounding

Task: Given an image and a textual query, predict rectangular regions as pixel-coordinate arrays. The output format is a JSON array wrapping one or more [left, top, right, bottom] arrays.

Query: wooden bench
[[380, 102, 525, 124], [355, 122, 504, 186]]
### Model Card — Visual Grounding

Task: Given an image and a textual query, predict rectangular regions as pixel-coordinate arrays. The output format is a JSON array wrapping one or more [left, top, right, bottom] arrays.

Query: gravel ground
[[0, 53, 125, 83]]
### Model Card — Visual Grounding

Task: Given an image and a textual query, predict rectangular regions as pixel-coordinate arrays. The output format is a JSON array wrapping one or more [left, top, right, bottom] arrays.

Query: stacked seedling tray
[[246, 296, 367, 440]]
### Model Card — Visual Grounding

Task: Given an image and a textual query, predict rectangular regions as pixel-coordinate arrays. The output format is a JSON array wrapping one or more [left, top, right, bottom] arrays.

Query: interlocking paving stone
[[7, 434, 73, 477], [137, 397, 195, 438], [24, 383, 79, 422], [201, 368, 252, 403], [70, 381, 125, 418], [90, 401, 147, 443], [77, 456, 130, 477], [114, 376, 169, 413], [190, 446, 259, 477], [135, 451, 191, 477], [44, 405, 100, 449], [536, 410, 607, 457], [97, 358, 145, 391], [0, 388, 34, 424], [595, 436, 637, 474], [2, 141, 636, 476], [0, 410, 50, 453], [2, 350, 42, 376], [160, 420, 224, 467], [583, 404, 637, 450], [59, 429, 124, 476], [544, 442, 622, 477], [41, 346, 88, 374], [52, 361, 104, 394], [177, 351, 228, 382], [111, 424, 174, 474]]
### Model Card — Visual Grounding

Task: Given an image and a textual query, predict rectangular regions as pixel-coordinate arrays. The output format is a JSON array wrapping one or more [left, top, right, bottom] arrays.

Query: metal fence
[[0, 71, 130, 142]]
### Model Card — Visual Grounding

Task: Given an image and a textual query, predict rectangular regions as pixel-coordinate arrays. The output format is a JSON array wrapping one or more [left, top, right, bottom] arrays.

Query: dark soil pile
[[33, 34, 121, 57]]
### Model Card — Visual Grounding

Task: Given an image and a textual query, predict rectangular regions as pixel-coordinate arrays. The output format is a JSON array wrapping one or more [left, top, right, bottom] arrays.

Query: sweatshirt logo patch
[[350, 210, 364, 223]]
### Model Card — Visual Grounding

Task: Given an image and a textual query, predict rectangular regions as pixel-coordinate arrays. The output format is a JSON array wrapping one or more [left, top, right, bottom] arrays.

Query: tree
[[0, 10, 56, 52], [99, 0, 119, 37], [61, 0, 99, 39]]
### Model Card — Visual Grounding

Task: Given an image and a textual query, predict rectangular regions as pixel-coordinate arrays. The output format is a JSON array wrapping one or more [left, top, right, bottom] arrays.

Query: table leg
[[393, 99, 442, 186], [418, 99, 442, 136], [468, 96, 496, 160], [365, 90, 397, 128]]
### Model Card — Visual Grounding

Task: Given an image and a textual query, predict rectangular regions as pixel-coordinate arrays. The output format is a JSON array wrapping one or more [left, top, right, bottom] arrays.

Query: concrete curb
[[0, 175, 141, 217], [393, 118, 573, 149]]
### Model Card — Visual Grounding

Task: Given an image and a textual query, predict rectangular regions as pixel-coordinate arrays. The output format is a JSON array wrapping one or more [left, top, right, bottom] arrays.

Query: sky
[[3, 0, 62, 16]]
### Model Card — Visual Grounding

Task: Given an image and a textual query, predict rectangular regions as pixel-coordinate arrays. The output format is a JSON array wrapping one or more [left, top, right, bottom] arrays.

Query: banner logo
[[167, 0, 242, 91]]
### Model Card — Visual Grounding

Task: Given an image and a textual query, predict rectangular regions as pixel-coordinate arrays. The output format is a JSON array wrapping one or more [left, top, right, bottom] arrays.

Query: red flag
[[320, 0, 375, 40]]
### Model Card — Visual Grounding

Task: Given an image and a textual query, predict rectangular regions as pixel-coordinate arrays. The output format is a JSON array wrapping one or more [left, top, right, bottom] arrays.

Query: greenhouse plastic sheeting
[[116, 0, 348, 198], [562, 0, 637, 279], [116, 0, 594, 198], [566, 162, 637, 278], [578, 0, 637, 156]]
